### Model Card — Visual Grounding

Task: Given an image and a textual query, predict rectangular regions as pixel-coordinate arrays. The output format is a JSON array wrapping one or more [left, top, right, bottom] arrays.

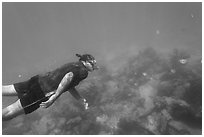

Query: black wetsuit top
[[38, 61, 88, 94]]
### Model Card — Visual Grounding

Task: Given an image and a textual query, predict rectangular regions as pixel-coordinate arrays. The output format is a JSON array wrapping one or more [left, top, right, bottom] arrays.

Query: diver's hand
[[40, 92, 56, 108], [80, 98, 89, 110], [40, 99, 54, 108]]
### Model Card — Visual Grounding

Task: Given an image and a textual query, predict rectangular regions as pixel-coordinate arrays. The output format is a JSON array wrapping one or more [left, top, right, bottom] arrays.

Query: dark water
[[2, 3, 202, 135]]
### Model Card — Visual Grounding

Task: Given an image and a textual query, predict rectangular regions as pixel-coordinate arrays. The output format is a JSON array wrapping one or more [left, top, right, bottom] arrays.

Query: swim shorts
[[14, 75, 48, 114]]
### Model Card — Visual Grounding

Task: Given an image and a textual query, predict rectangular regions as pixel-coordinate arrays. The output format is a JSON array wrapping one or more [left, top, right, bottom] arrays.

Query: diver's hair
[[76, 54, 95, 62], [76, 54, 83, 61], [76, 54, 82, 58]]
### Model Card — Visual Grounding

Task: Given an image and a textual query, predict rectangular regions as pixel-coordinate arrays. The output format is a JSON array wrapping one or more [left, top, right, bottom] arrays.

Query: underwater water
[[2, 3, 202, 135]]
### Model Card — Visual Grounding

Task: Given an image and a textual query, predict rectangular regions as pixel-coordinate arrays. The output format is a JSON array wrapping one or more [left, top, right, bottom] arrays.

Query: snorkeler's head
[[76, 54, 99, 71]]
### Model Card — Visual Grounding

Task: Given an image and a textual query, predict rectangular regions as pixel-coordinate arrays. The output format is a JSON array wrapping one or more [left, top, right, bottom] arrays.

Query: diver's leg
[[2, 85, 18, 96], [2, 99, 24, 121]]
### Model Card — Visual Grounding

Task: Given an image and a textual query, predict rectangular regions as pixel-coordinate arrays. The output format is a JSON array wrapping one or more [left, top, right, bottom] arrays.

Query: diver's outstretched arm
[[40, 72, 74, 108], [69, 88, 89, 109], [69, 87, 83, 100]]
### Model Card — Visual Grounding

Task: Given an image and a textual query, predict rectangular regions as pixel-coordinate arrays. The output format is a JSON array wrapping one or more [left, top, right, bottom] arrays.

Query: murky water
[[2, 3, 202, 135]]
